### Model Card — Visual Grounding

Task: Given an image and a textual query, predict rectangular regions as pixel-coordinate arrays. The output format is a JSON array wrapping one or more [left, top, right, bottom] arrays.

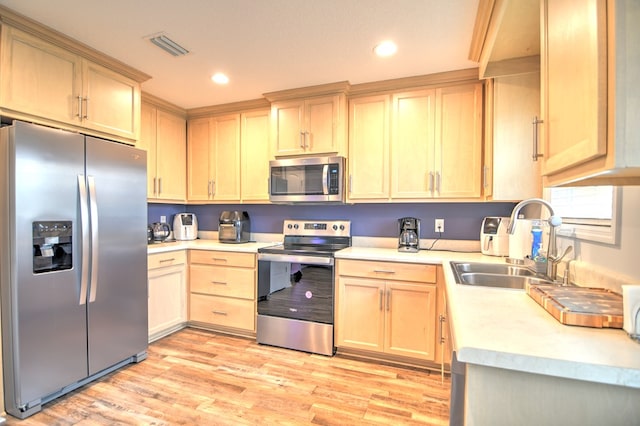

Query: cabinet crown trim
[[0, 5, 151, 83], [264, 81, 350, 102]]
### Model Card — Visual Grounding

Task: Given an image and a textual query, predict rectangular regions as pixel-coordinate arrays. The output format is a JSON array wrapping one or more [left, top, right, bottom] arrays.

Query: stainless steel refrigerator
[[0, 121, 148, 419]]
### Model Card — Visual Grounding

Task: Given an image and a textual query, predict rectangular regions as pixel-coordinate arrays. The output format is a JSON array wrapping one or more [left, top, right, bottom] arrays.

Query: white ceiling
[[0, 0, 480, 110]]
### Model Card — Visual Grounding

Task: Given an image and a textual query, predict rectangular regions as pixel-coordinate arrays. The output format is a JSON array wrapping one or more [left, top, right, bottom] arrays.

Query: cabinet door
[[435, 83, 483, 198], [139, 102, 158, 198], [82, 60, 140, 141], [391, 90, 436, 198], [155, 109, 186, 201], [187, 117, 212, 201], [212, 114, 241, 202], [541, 0, 607, 175], [241, 109, 271, 202], [305, 95, 341, 154], [336, 277, 384, 352], [347, 95, 390, 201], [271, 100, 305, 156], [0, 26, 81, 125], [148, 262, 187, 342], [385, 282, 437, 361]]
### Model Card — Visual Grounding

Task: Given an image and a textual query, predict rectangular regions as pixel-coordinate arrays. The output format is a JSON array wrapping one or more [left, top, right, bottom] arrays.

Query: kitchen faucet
[[507, 198, 572, 282]]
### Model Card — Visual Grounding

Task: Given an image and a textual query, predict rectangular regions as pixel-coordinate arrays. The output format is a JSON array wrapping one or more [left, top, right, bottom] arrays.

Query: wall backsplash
[[148, 202, 516, 240]]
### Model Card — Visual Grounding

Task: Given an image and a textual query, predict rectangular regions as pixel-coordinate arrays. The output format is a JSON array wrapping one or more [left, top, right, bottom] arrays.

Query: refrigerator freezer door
[[1, 122, 88, 410], [85, 137, 148, 375]]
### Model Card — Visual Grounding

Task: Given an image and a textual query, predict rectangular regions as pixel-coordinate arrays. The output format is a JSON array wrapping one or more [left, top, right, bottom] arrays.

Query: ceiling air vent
[[149, 33, 189, 57]]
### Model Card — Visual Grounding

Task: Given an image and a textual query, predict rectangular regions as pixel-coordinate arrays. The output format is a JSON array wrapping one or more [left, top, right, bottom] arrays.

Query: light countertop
[[147, 239, 278, 254], [335, 246, 640, 389]]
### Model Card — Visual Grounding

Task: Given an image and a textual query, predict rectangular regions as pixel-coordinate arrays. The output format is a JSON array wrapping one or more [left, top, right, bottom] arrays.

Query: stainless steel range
[[257, 219, 351, 355]]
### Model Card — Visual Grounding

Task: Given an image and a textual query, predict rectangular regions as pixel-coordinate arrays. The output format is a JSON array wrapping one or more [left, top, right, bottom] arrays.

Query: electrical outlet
[[160, 215, 167, 223], [435, 219, 445, 233]]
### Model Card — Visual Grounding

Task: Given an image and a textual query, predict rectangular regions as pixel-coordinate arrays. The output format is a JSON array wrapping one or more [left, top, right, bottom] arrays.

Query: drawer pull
[[373, 269, 396, 274], [211, 258, 228, 262], [159, 258, 175, 263], [212, 310, 228, 316], [210, 281, 227, 285], [379, 289, 383, 310]]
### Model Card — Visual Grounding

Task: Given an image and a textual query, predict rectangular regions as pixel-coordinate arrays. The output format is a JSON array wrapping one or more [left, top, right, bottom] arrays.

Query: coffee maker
[[398, 217, 420, 253]]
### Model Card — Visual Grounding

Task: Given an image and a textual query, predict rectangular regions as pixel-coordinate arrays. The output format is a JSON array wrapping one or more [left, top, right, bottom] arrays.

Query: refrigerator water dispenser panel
[[32, 221, 72, 273]]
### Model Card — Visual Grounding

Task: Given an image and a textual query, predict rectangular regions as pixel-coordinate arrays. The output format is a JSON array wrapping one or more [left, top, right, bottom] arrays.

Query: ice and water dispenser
[[32, 221, 72, 273]]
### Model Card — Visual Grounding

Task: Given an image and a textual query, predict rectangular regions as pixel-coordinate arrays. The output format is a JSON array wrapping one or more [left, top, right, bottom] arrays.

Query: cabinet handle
[[211, 310, 228, 316], [210, 281, 227, 285], [211, 180, 216, 196], [439, 314, 446, 344], [153, 177, 157, 196], [158, 177, 163, 195], [207, 180, 212, 197], [379, 289, 383, 310], [373, 269, 396, 274], [211, 258, 228, 262], [349, 175, 353, 194], [435, 171, 441, 194], [428, 172, 434, 192], [76, 96, 83, 118], [83, 97, 89, 119], [299, 131, 305, 148], [483, 166, 489, 188], [159, 258, 175, 264], [532, 116, 544, 161], [386, 290, 391, 312]]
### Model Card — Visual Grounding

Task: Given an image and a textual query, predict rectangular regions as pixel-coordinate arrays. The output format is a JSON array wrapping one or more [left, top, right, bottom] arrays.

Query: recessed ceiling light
[[374, 40, 397, 57], [211, 73, 229, 85]]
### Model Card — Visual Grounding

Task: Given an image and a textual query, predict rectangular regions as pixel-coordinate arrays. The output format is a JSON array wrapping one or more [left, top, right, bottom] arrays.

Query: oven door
[[257, 252, 336, 355], [257, 253, 334, 324]]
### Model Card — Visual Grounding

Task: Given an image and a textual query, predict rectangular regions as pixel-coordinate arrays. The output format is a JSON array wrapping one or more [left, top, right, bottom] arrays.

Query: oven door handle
[[258, 252, 334, 266]]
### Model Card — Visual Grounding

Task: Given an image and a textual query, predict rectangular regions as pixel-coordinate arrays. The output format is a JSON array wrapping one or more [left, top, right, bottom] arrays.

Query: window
[[547, 186, 619, 244]]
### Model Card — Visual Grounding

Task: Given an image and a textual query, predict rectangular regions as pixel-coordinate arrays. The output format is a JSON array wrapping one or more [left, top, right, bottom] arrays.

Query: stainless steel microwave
[[269, 156, 345, 203]]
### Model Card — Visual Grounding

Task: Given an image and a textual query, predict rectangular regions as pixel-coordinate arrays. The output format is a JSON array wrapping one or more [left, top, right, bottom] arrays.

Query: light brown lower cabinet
[[336, 259, 445, 363], [188, 250, 257, 334], [147, 251, 187, 342]]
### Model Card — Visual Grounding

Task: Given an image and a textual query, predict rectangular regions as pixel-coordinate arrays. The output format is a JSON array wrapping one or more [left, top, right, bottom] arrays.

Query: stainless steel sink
[[452, 262, 537, 276], [450, 262, 556, 289]]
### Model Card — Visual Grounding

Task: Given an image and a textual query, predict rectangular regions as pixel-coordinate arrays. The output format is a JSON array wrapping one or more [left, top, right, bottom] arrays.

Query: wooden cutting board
[[527, 284, 623, 328]]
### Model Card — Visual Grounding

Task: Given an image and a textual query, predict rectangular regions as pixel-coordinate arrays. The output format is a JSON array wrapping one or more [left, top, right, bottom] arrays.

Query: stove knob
[[293, 224, 299, 230], [332, 224, 338, 231], [287, 224, 293, 229], [340, 225, 345, 230]]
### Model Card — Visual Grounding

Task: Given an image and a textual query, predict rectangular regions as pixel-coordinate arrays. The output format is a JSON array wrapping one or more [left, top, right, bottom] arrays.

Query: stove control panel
[[283, 220, 351, 237]]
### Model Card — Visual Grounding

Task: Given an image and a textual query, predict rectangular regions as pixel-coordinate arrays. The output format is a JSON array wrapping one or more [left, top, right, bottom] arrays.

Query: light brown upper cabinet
[[140, 98, 187, 202], [541, 0, 640, 186], [392, 83, 484, 200], [0, 24, 146, 144], [187, 114, 241, 203], [240, 109, 271, 202], [347, 94, 391, 201], [264, 82, 348, 157]]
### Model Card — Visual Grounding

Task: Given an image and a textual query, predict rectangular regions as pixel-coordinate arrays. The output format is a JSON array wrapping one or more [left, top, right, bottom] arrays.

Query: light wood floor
[[6, 328, 451, 425]]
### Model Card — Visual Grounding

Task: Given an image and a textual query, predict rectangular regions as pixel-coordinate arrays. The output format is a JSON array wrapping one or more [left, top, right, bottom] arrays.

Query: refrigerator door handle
[[78, 175, 89, 305], [88, 176, 99, 303]]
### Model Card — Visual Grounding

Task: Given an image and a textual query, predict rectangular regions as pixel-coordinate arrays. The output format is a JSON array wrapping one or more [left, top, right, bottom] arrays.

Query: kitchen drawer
[[190, 293, 255, 331], [337, 259, 436, 283], [190, 264, 255, 299], [148, 250, 187, 270], [189, 249, 255, 268]]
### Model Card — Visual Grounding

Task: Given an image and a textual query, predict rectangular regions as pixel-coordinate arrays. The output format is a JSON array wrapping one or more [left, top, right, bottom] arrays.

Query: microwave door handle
[[322, 164, 329, 195]]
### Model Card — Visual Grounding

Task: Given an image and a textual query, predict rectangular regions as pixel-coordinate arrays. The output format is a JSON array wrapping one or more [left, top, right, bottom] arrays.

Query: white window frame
[[544, 186, 620, 245]]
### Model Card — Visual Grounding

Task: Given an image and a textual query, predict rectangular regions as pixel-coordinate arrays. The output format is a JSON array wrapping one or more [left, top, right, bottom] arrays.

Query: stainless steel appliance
[[398, 217, 420, 252], [480, 216, 510, 257], [268, 156, 345, 203], [150, 222, 171, 242], [257, 219, 351, 355], [218, 210, 251, 243], [173, 212, 198, 241], [0, 121, 148, 419]]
